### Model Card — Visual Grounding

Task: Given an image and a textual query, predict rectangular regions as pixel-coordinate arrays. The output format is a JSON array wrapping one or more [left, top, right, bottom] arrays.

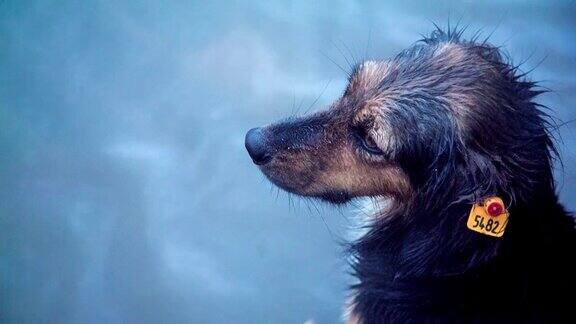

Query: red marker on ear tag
[[486, 202, 504, 217]]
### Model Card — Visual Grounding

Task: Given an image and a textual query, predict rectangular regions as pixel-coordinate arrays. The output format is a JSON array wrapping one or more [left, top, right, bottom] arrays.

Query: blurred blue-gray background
[[1, 1, 575, 323]]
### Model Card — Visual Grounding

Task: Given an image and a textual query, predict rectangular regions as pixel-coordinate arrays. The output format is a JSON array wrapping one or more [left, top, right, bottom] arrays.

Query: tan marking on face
[[352, 101, 380, 125], [301, 143, 411, 200]]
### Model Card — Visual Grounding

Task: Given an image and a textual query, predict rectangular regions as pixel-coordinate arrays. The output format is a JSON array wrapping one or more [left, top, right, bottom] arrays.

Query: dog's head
[[246, 30, 554, 208]]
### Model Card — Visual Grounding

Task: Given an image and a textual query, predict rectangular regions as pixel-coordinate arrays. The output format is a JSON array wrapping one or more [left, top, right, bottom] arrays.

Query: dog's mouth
[[258, 162, 316, 194], [249, 154, 352, 204], [259, 162, 353, 204]]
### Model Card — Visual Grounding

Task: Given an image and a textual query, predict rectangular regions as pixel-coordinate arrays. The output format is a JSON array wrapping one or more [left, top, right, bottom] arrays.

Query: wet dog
[[245, 27, 576, 323]]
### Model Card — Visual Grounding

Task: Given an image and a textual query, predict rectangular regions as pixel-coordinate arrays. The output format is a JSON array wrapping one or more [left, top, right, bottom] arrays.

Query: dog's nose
[[245, 127, 272, 165]]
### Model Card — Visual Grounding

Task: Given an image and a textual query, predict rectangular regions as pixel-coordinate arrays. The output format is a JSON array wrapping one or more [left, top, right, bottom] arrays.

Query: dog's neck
[[350, 180, 573, 319]]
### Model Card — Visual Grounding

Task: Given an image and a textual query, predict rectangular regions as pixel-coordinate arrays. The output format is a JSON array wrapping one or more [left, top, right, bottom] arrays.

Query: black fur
[[349, 28, 576, 323]]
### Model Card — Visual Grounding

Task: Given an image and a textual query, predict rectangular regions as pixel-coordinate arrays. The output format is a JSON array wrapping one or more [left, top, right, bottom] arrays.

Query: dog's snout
[[245, 127, 272, 165]]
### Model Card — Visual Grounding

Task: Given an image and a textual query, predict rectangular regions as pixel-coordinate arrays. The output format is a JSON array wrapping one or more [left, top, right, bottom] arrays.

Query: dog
[[245, 27, 576, 323]]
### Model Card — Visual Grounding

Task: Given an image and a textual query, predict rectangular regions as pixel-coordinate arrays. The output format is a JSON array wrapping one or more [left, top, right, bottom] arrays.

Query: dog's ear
[[462, 150, 515, 205]]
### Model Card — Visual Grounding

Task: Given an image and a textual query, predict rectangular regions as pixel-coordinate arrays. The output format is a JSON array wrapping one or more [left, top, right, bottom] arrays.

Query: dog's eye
[[361, 135, 384, 155], [353, 128, 384, 155]]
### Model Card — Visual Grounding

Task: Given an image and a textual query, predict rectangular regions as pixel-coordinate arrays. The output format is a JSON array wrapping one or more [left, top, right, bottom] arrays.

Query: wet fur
[[247, 27, 576, 323]]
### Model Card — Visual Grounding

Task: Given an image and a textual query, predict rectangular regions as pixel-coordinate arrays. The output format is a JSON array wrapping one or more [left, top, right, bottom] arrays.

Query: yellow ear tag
[[466, 197, 509, 238]]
